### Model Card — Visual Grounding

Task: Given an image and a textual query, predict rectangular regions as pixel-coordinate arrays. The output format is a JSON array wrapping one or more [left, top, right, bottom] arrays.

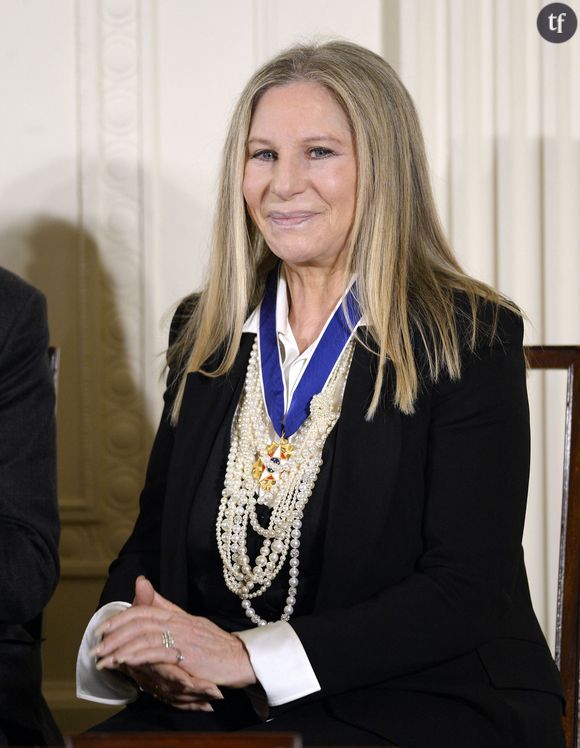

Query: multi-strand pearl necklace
[[216, 338, 354, 626]]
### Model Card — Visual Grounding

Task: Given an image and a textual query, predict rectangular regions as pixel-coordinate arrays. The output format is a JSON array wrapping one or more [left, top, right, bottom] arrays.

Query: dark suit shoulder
[[450, 291, 523, 357], [408, 292, 523, 393], [0, 268, 46, 337], [0, 267, 45, 308], [0, 269, 49, 374]]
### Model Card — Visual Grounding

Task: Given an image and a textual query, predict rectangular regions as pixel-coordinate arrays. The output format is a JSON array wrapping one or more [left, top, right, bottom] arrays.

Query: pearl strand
[[216, 338, 354, 626]]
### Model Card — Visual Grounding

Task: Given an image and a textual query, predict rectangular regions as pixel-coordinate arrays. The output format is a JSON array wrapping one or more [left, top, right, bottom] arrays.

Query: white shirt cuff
[[234, 621, 321, 707], [76, 601, 140, 705]]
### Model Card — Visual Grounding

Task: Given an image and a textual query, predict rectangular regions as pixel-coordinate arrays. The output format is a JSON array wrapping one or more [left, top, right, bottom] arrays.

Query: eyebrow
[[247, 135, 345, 146]]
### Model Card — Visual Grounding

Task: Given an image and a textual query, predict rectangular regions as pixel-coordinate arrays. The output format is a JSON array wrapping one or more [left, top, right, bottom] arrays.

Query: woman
[[77, 41, 564, 747]]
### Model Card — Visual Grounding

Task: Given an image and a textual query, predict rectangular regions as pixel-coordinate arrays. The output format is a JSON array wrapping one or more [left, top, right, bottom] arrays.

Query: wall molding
[[60, 0, 153, 573]]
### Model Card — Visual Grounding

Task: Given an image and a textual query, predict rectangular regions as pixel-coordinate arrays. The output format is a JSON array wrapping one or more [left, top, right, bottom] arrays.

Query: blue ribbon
[[258, 268, 361, 438]]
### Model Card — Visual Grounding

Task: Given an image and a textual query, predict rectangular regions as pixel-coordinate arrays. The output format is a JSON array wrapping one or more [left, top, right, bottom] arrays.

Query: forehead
[[248, 81, 351, 136]]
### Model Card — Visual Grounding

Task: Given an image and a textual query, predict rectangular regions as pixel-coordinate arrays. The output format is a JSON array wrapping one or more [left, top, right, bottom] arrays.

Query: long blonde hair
[[169, 40, 515, 423]]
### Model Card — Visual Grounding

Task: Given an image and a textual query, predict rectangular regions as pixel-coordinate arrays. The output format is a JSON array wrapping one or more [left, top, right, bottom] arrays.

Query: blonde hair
[[169, 40, 516, 423]]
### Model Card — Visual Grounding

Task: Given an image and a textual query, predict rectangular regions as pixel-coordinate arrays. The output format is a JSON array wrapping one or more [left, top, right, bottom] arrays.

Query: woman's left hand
[[119, 661, 219, 710], [92, 576, 257, 690]]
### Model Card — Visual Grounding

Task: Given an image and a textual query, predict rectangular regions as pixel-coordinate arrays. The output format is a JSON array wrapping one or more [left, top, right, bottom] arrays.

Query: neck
[[283, 263, 348, 353]]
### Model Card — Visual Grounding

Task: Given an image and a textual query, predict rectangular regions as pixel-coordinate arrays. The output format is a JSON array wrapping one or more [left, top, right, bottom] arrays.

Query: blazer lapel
[[161, 334, 255, 605], [315, 342, 402, 607]]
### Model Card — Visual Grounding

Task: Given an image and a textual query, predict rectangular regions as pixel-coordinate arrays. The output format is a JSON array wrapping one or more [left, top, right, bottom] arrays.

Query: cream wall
[[0, 0, 577, 734]]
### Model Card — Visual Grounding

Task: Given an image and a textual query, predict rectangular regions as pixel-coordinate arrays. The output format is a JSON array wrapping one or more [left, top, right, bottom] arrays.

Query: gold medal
[[252, 437, 294, 491]]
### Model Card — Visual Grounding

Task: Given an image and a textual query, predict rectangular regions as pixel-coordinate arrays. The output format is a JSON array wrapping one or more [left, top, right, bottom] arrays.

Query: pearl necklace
[[216, 338, 354, 626]]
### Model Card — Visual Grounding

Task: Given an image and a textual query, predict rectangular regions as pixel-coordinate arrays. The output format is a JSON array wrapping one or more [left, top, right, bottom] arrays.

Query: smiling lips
[[268, 211, 318, 227]]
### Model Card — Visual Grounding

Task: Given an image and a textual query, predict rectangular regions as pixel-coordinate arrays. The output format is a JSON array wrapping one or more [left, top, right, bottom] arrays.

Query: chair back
[[525, 345, 580, 748]]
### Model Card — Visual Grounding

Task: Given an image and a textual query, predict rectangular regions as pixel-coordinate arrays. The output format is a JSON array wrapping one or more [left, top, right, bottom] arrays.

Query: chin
[[267, 243, 340, 269]]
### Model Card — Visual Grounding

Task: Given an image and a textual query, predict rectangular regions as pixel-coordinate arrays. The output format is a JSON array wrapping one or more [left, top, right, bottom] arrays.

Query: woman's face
[[243, 81, 357, 271]]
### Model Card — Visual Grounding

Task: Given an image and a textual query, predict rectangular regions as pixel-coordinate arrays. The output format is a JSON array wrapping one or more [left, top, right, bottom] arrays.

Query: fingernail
[[88, 646, 100, 658], [95, 659, 106, 671], [95, 622, 110, 638]]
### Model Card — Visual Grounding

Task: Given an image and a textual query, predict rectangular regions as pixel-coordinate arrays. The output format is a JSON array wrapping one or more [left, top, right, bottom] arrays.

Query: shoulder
[[429, 293, 526, 409], [408, 291, 524, 394], [0, 267, 46, 318], [0, 268, 48, 354], [451, 291, 524, 358]]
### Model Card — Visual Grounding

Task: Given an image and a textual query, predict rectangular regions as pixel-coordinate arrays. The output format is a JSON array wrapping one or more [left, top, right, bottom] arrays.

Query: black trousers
[[89, 687, 565, 748], [0, 719, 46, 747]]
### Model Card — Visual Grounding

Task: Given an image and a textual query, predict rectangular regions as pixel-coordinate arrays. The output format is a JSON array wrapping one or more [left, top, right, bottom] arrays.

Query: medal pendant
[[252, 437, 294, 498], [267, 437, 294, 459]]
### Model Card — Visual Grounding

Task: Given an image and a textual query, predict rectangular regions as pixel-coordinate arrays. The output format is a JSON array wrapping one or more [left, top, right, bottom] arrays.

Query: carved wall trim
[[62, 0, 152, 576]]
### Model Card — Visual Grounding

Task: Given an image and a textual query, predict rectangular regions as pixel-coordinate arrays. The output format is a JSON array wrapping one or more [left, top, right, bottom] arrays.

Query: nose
[[270, 154, 306, 200]]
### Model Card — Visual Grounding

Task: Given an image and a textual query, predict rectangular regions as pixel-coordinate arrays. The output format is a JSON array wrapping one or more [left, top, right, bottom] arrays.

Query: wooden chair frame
[[525, 346, 580, 748]]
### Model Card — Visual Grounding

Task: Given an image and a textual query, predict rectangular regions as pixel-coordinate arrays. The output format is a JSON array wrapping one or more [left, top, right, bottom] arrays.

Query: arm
[[78, 297, 209, 703], [77, 381, 177, 703], [0, 287, 59, 623], [98, 391, 175, 604], [98, 297, 195, 605], [290, 306, 530, 696]]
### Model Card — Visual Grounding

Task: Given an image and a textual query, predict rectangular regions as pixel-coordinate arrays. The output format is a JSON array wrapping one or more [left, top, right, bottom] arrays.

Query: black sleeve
[[0, 287, 59, 624], [98, 295, 197, 605]]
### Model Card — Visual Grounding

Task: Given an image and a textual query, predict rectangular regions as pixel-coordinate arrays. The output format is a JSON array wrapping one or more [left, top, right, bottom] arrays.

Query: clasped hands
[[90, 576, 256, 711]]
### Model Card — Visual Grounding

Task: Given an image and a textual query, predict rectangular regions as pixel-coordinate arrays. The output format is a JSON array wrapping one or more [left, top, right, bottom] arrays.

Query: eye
[[251, 149, 277, 161], [309, 147, 334, 159]]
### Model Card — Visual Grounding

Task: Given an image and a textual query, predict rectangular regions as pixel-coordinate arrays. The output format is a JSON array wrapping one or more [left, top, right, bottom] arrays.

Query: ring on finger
[[174, 647, 184, 664], [161, 630, 175, 648]]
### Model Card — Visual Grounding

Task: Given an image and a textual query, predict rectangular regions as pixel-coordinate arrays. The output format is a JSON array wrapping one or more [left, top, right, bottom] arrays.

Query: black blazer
[[0, 268, 61, 745], [101, 299, 563, 748]]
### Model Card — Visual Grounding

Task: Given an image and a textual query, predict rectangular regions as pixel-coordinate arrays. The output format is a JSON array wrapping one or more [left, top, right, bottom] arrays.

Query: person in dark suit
[[77, 41, 565, 747], [0, 268, 61, 746]]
